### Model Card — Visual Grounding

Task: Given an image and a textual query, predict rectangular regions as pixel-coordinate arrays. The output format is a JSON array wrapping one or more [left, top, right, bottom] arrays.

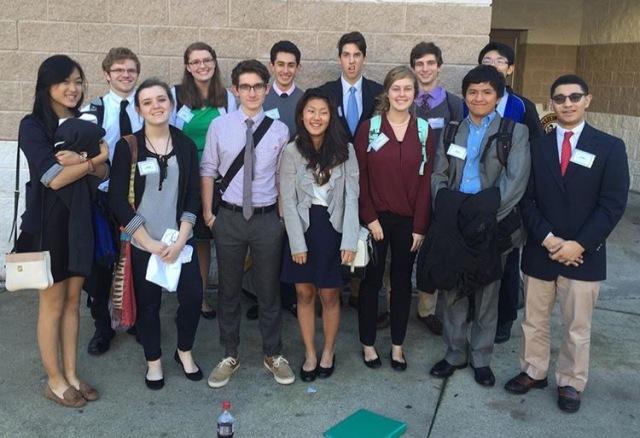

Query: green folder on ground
[[323, 409, 407, 438]]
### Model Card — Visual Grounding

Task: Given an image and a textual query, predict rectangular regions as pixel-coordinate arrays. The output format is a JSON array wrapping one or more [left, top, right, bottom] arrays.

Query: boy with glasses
[[478, 42, 544, 343], [505, 75, 629, 413], [83, 47, 143, 355], [200, 60, 294, 388]]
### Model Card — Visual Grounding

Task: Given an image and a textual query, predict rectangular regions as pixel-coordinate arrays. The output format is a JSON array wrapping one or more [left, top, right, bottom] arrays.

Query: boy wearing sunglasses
[[505, 75, 629, 413]]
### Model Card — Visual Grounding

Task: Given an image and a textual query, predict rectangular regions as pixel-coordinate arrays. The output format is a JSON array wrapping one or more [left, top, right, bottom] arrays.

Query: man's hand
[[542, 234, 565, 253], [204, 210, 216, 228], [549, 240, 585, 266]]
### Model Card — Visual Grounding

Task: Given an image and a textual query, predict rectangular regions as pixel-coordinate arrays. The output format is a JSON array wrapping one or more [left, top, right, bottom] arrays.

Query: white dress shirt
[[556, 121, 585, 162], [272, 82, 296, 96], [341, 75, 363, 119]]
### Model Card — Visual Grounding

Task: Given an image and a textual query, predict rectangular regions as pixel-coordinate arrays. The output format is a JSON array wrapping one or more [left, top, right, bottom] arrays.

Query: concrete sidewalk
[[1, 193, 639, 437]]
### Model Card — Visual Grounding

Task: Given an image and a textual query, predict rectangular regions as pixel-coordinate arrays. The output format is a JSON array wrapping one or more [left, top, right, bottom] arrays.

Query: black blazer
[[109, 126, 201, 232], [319, 76, 384, 141], [520, 123, 629, 281]]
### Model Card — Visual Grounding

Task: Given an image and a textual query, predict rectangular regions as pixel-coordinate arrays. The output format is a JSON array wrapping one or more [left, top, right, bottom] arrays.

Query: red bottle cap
[[222, 400, 231, 410]]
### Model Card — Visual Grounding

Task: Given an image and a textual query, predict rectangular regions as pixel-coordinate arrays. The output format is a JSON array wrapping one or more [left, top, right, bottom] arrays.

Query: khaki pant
[[417, 291, 437, 317], [520, 275, 600, 392]]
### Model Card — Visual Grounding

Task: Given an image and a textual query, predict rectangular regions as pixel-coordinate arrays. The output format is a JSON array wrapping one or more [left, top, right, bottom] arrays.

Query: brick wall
[[0, 0, 492, 278]]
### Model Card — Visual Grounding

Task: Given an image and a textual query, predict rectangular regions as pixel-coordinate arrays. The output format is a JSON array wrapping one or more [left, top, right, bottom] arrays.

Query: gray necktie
[[242, 118, 254, 220]]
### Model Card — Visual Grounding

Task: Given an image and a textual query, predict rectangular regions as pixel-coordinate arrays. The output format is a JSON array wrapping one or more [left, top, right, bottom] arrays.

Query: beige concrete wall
[[581, 0, 640, 44], [491, 0, 583, 45], [0, 0, 492, 141]]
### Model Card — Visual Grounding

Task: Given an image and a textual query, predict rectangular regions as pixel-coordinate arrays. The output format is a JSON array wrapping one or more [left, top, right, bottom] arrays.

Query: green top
[[182, 106, 221, 161]]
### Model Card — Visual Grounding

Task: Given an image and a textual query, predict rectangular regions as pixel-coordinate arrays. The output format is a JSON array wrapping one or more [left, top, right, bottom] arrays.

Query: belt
[[220, 201, 277, 214]]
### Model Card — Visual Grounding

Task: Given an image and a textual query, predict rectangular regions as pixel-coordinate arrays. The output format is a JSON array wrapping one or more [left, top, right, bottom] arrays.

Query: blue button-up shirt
[[460, 111, 497, 194]]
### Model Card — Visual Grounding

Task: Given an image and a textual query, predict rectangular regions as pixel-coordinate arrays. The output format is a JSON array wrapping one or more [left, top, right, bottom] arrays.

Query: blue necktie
[[346, 86, 359, 136]]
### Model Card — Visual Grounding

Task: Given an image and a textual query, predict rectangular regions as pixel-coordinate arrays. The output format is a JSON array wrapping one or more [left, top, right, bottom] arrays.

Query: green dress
[[182, 106, 221, 162]]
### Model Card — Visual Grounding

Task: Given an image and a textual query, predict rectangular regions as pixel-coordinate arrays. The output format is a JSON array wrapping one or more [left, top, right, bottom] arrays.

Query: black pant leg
[[387, 214, 416, 345], [84, 262, 115, 335], [497, 247, 520, 325], [358, 216, 390, 346], [131, 245, 163, 361], [176, 239, 204, 352]]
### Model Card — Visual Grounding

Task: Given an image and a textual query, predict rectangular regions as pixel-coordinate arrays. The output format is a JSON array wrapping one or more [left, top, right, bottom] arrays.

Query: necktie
[[560, 131, 573, 176], [346, 86, 359, 136], [119, 99, 133, 137], [242, 118, 254, 220], [280, 92, 288, 99]]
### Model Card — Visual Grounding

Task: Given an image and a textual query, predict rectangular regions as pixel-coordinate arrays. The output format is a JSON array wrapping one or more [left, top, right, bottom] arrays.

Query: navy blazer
[[520, 123, 629, 281], [319, 76, 383, 141]]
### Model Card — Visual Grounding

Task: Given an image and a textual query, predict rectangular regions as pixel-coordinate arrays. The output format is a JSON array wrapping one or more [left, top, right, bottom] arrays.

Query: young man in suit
[[504, 75, 629, 413], [83, 47, 143, 355], [429, 65, 530, 387], [319, 31, 383, 141], [319, 31, 383, 309], [478, 42, 544, 343], [410, 41, 464, 336]]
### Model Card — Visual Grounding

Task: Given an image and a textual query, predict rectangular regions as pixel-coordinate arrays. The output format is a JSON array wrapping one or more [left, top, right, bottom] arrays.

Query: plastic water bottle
[[217, 401, 235, 437]]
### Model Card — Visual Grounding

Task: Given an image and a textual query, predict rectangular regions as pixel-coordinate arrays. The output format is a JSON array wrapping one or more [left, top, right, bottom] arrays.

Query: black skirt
[[281, 205, 343, 289], [15, 194, 74, 283]]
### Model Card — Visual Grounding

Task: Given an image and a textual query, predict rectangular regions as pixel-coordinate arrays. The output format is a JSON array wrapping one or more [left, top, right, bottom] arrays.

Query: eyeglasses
[[237, 83, 267, 93], [187, 58, 214, 67], [481, 57, 509, 67], [551, 93, 586, 104], [109, 68, 138, 75]]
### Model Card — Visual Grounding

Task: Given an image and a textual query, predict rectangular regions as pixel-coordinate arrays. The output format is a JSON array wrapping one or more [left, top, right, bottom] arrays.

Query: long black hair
[[294, 88, 349, 185], [32, 55, 86, 138]]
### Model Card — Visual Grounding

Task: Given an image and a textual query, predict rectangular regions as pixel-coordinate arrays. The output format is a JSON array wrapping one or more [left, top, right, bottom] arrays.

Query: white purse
[[347, 226, 373, 273], [5, 251, 54, 291]]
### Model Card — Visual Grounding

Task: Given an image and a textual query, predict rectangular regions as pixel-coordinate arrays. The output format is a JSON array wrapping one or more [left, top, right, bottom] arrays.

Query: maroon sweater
[[354, 114, 434, 235]]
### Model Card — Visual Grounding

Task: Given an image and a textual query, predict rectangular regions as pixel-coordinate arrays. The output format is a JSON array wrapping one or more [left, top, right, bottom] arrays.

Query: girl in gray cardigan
[[279, 88, 359, 382]]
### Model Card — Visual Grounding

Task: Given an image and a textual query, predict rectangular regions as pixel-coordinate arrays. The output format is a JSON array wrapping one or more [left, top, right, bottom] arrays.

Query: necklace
[[388, 115, 411, 126], [145, 133, 172, 191]]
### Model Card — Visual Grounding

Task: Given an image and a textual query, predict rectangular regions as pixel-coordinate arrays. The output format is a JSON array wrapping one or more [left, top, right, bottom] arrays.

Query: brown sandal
[[44, 385, 87, 408], [76, 381, 99, 401]]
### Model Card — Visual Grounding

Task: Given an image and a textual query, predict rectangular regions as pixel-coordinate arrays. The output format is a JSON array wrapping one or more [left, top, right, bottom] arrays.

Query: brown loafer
[[504, 372, 548, 394], [45, 385, 87, 408], [77, 381, 99, 401]]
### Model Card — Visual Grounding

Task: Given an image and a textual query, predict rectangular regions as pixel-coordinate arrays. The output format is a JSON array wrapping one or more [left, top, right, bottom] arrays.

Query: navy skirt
[[281, 205, 343, 288]]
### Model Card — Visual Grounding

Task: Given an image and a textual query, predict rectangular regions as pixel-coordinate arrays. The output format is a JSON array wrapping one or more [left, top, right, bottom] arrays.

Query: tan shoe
[[208, 357, 240, 388], [264, 355, 295, 385], [76, 381, 99, 401], [44, 385, 87, 408]]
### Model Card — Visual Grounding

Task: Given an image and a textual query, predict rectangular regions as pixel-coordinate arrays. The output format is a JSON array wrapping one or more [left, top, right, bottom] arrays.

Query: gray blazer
[[278, 141, 360, 255], [431, 114, 530, 239]]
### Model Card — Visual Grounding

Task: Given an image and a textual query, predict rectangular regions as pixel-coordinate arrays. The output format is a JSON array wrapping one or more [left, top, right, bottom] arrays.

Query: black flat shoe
[[472, 365, 495, 387], [174, 350, 203, 381], [362, 349, 381, 369], [494, 321, 513, 344], [389, 351, 407, 371], [246, 304, 259, 320], [317, 355, 335, 379], [145, 369, 164, 390], [430, 359, 467, 378], [87, 330, 115, 356], [300, 362, 318, 382], [200, 309, 217, 320]]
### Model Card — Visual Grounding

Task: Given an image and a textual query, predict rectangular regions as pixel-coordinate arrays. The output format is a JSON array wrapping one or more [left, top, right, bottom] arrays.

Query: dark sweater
[[263, 86, 304, 140], [354, 114, 434, 235]]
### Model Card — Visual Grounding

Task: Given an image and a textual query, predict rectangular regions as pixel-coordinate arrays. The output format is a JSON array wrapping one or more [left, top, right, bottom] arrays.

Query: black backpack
[[442, 117, 516, 166]]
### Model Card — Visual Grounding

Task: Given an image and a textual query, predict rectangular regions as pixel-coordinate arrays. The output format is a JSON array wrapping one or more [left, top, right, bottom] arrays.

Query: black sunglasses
[[551, 93, 586, 104]]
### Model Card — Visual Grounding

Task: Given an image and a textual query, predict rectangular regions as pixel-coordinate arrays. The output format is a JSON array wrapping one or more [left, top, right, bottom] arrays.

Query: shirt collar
[[341, 75, 363, 94], [107, 89, 135, 104], [272, 82, 296, 96], [237, 107, 265, 126], [556, 120, 585, 139], [427, 86, 445, 101], [468, 111, 497, 128]]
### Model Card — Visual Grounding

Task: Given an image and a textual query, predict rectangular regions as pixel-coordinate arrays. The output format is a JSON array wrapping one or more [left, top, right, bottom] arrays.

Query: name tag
[[368, 133, 389, 152], [447, 143, 467, 160], [570, 149, 595, 168], [264, 108, 280, 119], [177, 105, 194, 123], [428, 117, 445, 129], [138, 158, 160, 176]]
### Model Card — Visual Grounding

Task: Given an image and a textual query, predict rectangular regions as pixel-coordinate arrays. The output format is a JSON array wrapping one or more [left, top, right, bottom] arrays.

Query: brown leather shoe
[[76, 381, 99, 401], [504, 372, 548, 394], [557, 386, 581, 413], [44, 385, 87, 408]]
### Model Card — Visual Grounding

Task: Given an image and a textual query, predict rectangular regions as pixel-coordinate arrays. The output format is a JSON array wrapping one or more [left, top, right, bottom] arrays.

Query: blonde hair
[[375, 66, 419, 114]]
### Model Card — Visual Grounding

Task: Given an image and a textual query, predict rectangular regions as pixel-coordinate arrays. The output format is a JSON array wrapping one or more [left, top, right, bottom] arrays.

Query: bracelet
[[87, 159, 95, 173], [79, 151, 88, 162]]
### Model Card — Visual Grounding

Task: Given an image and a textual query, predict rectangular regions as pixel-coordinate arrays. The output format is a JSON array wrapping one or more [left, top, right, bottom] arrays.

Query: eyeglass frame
[[108, 68, 139, 76], [187, 58, 215, 67], [236, 82, 267, 93], [481, 57, 510, 67]]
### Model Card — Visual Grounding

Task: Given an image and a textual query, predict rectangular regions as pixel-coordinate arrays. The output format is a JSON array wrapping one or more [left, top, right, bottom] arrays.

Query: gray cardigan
[[278, 141, 360, 255]]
